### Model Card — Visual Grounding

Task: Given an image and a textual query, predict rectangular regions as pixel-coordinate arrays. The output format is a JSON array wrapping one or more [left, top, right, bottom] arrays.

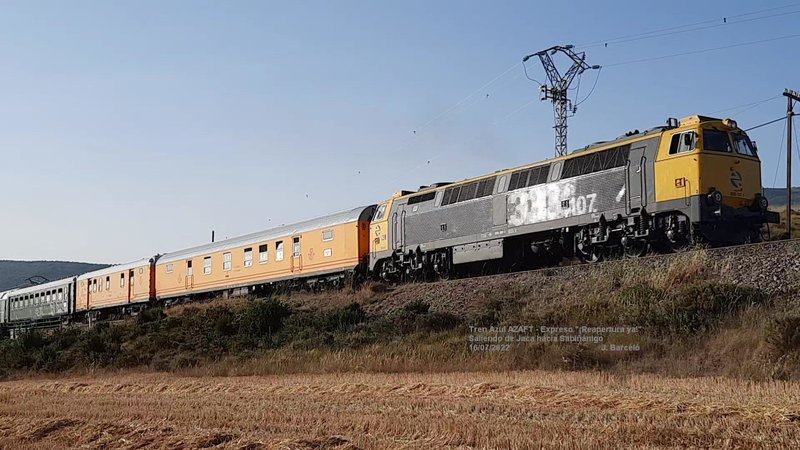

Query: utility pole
[[784, 89, 799, 239], [523, 45, 600, 157]]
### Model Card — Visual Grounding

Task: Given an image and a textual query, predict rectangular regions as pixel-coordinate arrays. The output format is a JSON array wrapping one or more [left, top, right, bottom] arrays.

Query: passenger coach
[[3, 278, 75, 331], [155, 205, 376, 299], [76, 258, 158, 321]]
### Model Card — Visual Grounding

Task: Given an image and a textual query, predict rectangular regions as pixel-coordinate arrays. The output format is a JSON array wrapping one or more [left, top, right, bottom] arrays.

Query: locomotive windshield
[[702, 129, 757, 157], [702, 129, 732, 153], [732, 133, 757, 157]]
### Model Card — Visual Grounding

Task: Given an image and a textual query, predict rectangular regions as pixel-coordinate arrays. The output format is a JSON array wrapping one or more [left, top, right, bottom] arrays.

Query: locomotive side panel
[[507, 168, 627, 227]]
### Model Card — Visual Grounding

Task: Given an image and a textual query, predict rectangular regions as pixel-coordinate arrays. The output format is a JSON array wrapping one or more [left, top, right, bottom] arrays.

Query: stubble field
[[1, 370, 799, 449]]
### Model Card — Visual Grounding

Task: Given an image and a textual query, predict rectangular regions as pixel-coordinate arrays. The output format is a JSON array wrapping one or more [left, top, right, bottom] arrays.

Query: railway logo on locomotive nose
[[730, 170, 743, 189]]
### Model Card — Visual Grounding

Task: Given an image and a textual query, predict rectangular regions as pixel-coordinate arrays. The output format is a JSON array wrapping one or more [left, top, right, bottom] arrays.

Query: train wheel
[[578, 244, 604, 263], [623, 239, 649, 258]]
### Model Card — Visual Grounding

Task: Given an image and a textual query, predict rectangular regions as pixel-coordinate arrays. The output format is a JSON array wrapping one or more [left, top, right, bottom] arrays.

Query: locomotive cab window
[[374, 204, 387, 221], [732, 133, 757, 157], [702, 129, 732, 153], [669, 131, 697, 155], [322, 230, 334, 241]]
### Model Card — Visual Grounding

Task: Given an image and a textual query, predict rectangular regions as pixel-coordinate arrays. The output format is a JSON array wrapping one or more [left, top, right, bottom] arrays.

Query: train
[[0, 114, 779, 335]]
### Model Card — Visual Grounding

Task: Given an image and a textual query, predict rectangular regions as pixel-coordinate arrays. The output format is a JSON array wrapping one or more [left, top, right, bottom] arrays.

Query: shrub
[[766, 313, 800, 356]]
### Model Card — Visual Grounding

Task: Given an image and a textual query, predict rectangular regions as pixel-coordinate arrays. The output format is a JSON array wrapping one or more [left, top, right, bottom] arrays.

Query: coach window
[[292, 237, 301, 257], [187, 261, 193, 276], [58, 289, 63, 301], [98, 277, 103, 292], [106, 276, 110, 291], [130, 271, 135, 287], [204, 256, 212, 274], [244, 248, 253, 267], [92, 279, 97, 293], [276, 241, 284, 261], [120, 273, 125, 288], [223, 252, 232, 271], [669, 131, 697, 155], [259, 244, 268, 264], [166, 264, 173, 274], [322, 230, 334, 242]]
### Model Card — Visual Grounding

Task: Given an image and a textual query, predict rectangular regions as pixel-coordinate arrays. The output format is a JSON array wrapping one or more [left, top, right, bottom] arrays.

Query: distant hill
[[763, 187, 800, 208], [0, 261, 109, 292]]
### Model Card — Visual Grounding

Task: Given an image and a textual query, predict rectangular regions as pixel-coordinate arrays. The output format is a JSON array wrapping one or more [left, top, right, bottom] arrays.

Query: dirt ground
[[1, 371, 799, 449]]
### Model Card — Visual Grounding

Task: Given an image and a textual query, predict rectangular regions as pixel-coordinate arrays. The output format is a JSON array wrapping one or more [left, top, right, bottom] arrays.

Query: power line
[[576, 2, 800, 48], [709, 96, 781, 115], [772, 119, 787, 188], [745, 116, 787, 131], [794, 115, 800, 170], [604, 33, 800, 67], [574, 67, 602, 108], [580, 9, 800, 49]]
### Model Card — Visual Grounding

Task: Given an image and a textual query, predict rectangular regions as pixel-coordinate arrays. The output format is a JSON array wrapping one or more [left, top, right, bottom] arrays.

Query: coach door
[[128, 270, 136, 299], [125, 272, 132, 303], [185, 260, 194, 290], [627, 145, 647, 213], [291, 236, 302, 273]]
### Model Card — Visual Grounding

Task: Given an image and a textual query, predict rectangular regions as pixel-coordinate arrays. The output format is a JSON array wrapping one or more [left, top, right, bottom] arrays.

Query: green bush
[[621, 283, 767, 335]]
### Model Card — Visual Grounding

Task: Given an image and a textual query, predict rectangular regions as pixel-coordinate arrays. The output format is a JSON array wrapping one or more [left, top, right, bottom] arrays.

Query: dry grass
[[1, 370, 799, 449], [765, 207, 800, 240]]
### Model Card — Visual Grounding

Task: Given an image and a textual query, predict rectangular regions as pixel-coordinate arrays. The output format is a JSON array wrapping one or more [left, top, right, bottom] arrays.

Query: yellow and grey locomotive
[[369, 115, 779, 280]]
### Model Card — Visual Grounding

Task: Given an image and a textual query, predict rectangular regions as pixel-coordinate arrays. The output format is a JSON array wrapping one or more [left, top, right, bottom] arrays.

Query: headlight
[[758, 196, 768, 211], [707, 189, 723, 206]]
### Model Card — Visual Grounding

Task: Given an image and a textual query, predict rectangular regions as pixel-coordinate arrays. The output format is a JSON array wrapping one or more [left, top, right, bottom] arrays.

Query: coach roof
[[157, 205, 376, 265], [77, 259, 153, 282], [7, 278, 74, 296]]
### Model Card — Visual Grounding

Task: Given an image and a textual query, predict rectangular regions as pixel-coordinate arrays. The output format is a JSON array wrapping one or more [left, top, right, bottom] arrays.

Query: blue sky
[[1, 0, 798, 263]]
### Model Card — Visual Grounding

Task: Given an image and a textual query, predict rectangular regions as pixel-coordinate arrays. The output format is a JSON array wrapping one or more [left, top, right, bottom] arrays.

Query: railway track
[[415, 237, 800, 286]]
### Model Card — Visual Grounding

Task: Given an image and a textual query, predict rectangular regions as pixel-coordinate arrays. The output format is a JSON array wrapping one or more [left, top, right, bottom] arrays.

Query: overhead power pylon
[[523, 45, 600, 157]]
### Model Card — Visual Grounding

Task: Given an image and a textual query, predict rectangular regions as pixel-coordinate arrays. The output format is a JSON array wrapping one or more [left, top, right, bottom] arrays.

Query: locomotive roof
[[394, 115, 725, 200], [157, 205, 376, 264]]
